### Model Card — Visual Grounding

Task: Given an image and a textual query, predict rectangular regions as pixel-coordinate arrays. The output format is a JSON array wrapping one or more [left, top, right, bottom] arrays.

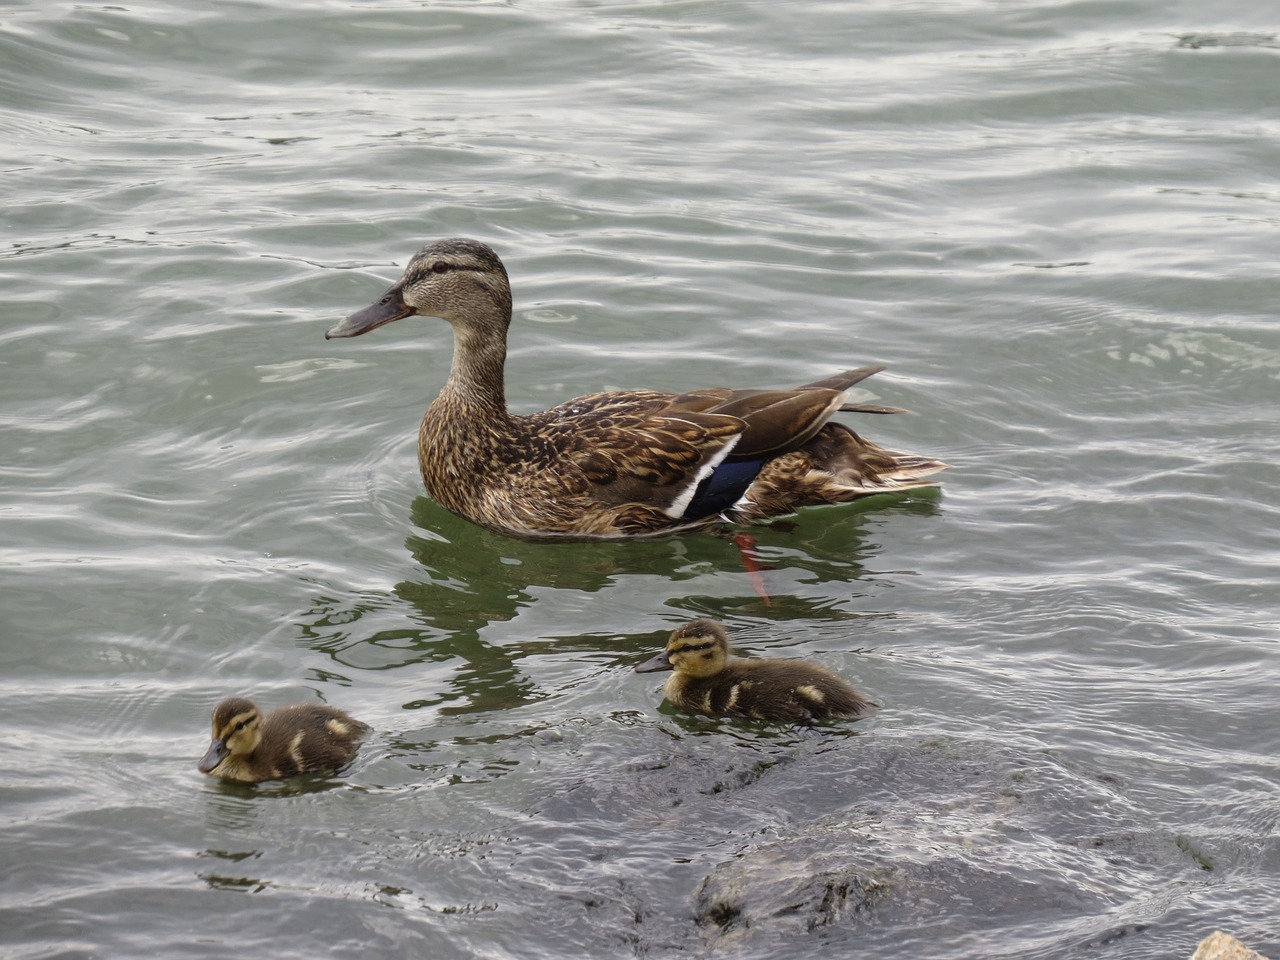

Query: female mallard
[[325, 238, 946, 541], [197, 696, 368, 783], [634, 618, 874, 722]]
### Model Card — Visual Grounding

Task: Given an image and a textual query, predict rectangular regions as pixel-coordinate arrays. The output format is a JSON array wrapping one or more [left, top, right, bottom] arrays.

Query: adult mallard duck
[[197, 696, 368, 783], [635, 618, 874, 722], [325, 238, 947, 541]]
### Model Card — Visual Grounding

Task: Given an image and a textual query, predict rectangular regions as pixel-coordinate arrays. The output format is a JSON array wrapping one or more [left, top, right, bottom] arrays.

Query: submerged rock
[[694, 841, 893, 938], [666, 733, 1216, 952]]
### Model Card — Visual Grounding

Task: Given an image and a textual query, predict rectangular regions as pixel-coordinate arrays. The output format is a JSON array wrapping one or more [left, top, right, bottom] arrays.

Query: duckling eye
[[235, 720, 248, 731], [430, 261, 451, 274]]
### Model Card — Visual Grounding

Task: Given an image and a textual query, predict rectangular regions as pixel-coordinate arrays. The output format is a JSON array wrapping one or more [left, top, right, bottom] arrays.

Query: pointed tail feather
[[802, 368, 913, 414], [880, 452, 950, 481], [839, 402, 911, 415], [796, 366, 885, 392], [839, 447, 950, 494]]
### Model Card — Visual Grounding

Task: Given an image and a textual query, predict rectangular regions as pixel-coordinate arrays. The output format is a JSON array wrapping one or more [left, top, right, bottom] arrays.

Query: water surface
[[2, 1, 1278, 958]]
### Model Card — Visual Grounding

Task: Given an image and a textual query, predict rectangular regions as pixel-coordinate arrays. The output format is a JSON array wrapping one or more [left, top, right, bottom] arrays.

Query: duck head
[[324, 238, 513, 340], [634, 618, 732, 678], [198, 696, 263, 775]]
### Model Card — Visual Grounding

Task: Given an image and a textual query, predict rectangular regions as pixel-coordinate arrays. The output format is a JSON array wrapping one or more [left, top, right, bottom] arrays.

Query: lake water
[[2, 1, 1278, 957]]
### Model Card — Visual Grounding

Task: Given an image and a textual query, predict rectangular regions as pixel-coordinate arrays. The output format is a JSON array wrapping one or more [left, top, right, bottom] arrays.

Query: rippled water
[[3, 1, 1278, 957]]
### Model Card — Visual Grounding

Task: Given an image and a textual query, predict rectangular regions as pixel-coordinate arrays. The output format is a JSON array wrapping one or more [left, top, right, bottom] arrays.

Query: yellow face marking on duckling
[[661, 619, 732, 679], [217, 709, 255, 738], [218, 708, 262, 756], [663, 640, 723, 679], [200, 698, 265, 776]]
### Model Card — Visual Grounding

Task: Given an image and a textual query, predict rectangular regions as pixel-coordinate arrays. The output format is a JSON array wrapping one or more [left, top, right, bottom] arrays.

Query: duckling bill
[[635, 619, 874, 722], [198, 696, 368, 783]]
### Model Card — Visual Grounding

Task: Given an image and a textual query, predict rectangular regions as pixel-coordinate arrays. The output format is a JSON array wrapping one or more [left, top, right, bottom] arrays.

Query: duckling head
[[198, 696, 263, 775], [634, 618, 732, 679], [325, 238, 513, 340]]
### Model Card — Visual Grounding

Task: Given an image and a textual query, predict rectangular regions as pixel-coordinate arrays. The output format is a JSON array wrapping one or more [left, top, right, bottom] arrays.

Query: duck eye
[[431, 261, 451, 274]]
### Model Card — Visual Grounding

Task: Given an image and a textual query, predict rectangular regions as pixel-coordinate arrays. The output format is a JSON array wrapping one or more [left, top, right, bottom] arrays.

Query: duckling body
[[325, 238, 947, 541], [635, 619, 874, 722], [197, 697, 368, 783]]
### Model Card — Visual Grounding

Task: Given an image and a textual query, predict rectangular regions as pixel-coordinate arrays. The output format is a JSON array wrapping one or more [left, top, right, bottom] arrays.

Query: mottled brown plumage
[[325, 238, 947, 540], [634, 619, 874, 722], [197, 696, 368, 783]]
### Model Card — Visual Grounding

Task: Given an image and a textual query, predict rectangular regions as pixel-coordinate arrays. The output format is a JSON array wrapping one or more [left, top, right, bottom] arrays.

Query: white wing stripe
[[663, 434, 742, 519]]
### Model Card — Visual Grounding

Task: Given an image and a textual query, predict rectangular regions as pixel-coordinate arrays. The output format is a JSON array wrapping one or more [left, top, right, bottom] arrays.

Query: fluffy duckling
[[324, 238, 947, 541], [635, 619, 874, 722], [197, 696, 368, 783]]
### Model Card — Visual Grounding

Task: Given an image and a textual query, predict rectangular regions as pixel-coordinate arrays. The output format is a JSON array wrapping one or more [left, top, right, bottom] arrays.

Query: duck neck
[[432, 320, 511, 428]]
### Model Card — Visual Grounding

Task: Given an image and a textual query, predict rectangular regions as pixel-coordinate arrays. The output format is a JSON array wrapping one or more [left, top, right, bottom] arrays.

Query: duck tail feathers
[[796, 366, 885, 392], [838, 402, 912, 415]]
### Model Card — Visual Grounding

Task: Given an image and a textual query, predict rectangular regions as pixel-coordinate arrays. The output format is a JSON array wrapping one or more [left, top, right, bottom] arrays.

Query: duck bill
[[325, 285, 414, 339], [634, 650, 674, 674], [198, 738, 229, 774]]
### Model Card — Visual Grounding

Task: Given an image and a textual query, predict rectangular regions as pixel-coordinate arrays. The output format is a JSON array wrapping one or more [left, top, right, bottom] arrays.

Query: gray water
[[2, 1, 1278, 957]]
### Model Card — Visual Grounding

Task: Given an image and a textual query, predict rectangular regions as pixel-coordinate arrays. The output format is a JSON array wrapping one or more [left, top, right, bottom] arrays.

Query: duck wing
[[544, 367, 896, 521], [671, 365, 901, 458], [551, 400, 745, 518]]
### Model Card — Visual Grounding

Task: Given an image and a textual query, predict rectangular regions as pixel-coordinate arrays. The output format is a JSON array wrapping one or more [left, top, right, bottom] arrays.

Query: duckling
[[634, 619, 874, 722], [197, 696, 368, 783], [325, 238, 947, 541]]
